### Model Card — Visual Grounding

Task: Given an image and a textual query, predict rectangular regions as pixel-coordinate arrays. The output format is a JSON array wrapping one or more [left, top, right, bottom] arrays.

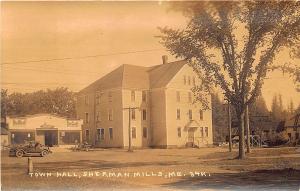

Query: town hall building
[[76, 56, 213, 148]]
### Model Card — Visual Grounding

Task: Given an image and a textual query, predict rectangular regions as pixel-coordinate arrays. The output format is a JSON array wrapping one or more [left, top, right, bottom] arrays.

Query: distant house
[[1, 126, 9, 149], [76, 56, 213, 148], [279, 113, 300, 143], [6, 114, 83, 146]]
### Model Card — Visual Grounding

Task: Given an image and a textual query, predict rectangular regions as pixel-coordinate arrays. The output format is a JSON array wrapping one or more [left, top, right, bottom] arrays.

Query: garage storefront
[[7, 114, 83, 147]]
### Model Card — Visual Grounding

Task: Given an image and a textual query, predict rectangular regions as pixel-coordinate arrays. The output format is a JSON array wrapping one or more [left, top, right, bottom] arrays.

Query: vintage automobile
[[72, 141, 92, 152], [9, 141, 52, 157]]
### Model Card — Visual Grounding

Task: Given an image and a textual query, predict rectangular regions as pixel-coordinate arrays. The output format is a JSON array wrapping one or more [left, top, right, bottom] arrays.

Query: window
[[132, 127, 136, 139], [176, 91, 180, 102], [188, 76, 191, 85], [188, 109, 193, 120], [109, 128, 113, 140], [85, 95, 89, 105], [199, 110, 204, 120], [108, 91, 112, 102], [108, 109, 113, 121], [131, 90, 135, 102], [85, 129, 90, 142], [200, 127, 204, 137], [85, 113, 89, 123], [177, 127, 181, 138], [184, 76, 187, 85], [188, 92, 192, 103], [192, 77, 196, 86], [142, 91, 147, 102], [143, 127, 147, 138], [296, 133, 299, 140], [205, 127, 208, 137], [131, 109, 136, 120], [96, 111, 100, 122], [142, 109, 147, 120], [97, 128, 104, 141], [96, 94, 100, 104], [176, 109, 181, 120]]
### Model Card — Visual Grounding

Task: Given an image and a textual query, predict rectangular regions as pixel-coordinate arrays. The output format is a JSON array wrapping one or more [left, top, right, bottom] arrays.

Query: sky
[[1, 1, 299, 110]]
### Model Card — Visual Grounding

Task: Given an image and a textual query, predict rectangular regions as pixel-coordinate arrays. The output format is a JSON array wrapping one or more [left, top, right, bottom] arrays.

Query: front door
[[44, 131, 58, 147], [188, 129, 195, 143]]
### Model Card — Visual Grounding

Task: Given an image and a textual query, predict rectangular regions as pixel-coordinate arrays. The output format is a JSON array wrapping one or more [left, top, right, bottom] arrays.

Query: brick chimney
[[162, 55, 168, 64]]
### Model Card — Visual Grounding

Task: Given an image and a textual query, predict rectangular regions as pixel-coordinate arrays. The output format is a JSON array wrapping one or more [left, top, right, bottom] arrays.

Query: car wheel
[[16, 150, 24, 158], [41, 150, 48, 157]]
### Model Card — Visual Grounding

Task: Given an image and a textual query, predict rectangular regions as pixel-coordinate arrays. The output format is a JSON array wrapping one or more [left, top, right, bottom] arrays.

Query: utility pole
[[227, 100, 232, 152], [245, 104, 251, 153], [123, 107, 139, 152]]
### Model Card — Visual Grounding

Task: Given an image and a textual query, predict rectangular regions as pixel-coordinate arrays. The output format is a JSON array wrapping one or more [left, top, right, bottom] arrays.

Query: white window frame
[[132, 127, 137, 139], [109, 127, 113, 140], [176, 109, 181, 120], [177, 127, 181, 138], [142, 109, 147, 120], [97, 128, 105, 141], [85, 112, 89, 124]]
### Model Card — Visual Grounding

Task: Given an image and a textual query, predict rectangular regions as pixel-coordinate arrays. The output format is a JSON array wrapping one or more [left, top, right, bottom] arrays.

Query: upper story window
[[85, 113, 89, 124], [142, 91, 147, 102], [108, 109, 113, 121], [176, 109, 181, 120], [108, 91, 112, 102], [96, 111, 101, 122], [131, 90, 135, 102], [192, 77, 196, 86], [131, 109, 136, 120], [96, 94, 100, 105], [199, 110, 204, 120], [84, 95, 89, 105], [184, 76, 187, 85], [142, 109, 147, 120], [188, 76, 191, 85], [188, 109, 193, 120], [188, 92, 192, 103], [176, 91, 181, 102]]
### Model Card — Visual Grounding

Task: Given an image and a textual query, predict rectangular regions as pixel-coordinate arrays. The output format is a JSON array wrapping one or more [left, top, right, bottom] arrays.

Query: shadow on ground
[[162, 168, 300, 191]]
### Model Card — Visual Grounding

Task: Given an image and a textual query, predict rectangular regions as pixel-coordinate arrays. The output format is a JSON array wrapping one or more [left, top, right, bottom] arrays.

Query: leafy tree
[[211, 93, 227, 142], [1, 88, 76, 118], [159, 1, 300, 159], [1, 89, 8, 119]]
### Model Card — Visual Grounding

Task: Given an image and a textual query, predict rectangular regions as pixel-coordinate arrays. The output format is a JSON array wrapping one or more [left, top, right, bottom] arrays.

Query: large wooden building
[[76, 56, 213, 148]]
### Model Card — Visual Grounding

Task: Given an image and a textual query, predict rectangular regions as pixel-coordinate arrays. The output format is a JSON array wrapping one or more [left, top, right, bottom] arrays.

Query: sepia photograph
[[1, 1, 300, 190]]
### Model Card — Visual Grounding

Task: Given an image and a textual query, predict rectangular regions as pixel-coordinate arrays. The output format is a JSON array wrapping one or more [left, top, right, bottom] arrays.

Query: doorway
[[44, 131, 58, 146], [187, 129, 195, 143]]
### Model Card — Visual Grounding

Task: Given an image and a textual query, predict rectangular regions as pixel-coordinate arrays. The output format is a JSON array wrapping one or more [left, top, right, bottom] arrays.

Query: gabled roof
[[78, 60, 187, 94], [149, 60, 186, 88]]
